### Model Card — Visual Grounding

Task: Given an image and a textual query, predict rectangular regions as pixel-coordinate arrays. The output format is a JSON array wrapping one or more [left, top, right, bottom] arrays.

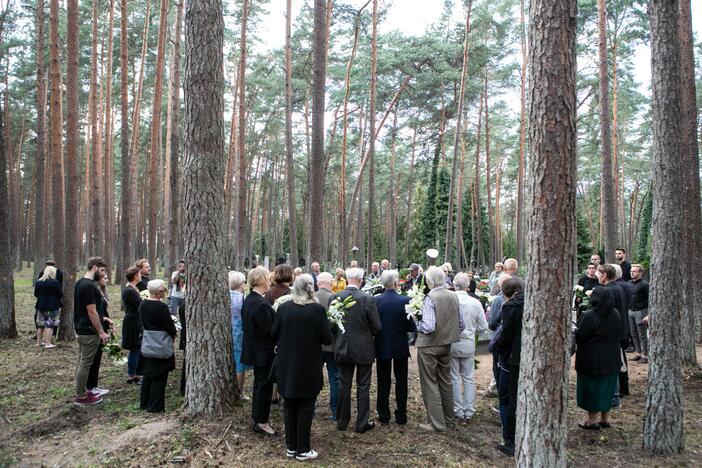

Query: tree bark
[[598, 0, 618, 262], [366, 0, 378, 268], [677, 0, 702, 357], [471, 93, 484, 270], [308, 0, 329, 266], [484, 75, 494, 266], [48, 0, 64, 269], [644, 0, 685, 455], [164, 0, 183, 277], [118, 0, 132, 280], [183, 0, 238, 413], [234, 0, 249, 270], [284, 0, 299, 266], [33, 0, 47, 278], [515, 0, 527, 264], [445, 0, 472, 265], [88, 0, 104, 259], [103, 0, 116, 282], [515, 0, 576, 465]]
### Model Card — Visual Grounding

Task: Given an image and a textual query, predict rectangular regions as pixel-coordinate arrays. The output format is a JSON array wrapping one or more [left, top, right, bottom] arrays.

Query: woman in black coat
[[34, 266, 63, 348], [272, 274, 332, 461], [121, 267, 143, 383], [241, 266, 277, 436], [138, 279, 177, 413], [575, 287, 622, 430]]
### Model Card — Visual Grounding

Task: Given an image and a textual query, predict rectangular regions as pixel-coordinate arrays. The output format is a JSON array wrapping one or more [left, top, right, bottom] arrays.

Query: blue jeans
[[128, 349, 140, 377], [498, 365, 511, 444], [322, 351, 339, 420], [168, 296, 185, 316]]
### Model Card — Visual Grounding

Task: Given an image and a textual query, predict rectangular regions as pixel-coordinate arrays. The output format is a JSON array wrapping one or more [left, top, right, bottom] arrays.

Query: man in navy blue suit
[[373, 270, 417, 425]]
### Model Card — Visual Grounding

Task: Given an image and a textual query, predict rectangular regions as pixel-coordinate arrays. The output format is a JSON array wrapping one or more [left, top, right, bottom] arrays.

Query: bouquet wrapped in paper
[[405, 284, 425, 321], [328, 295, 356, 334]]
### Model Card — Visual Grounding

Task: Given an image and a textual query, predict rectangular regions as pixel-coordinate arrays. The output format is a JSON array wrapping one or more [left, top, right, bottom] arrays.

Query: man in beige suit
[[414, 266, 465, 432]]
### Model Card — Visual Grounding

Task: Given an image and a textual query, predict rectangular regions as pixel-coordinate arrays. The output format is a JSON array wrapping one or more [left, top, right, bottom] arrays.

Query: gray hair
[[317, 271, 333, 285], [380, 270, 399, 289], [611, 263, 623, 280], [345, 267, 365, 283], [424, 266, 446, 289], [453, 272, 470, 291], [147, 279, 167, 297], [292, 274, 316, 305], [228, 270, 246, 290]]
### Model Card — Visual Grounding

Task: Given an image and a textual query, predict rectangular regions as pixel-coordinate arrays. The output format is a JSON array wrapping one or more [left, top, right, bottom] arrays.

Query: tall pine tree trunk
[[103, 0, 115, 281], [515, 0, 527, 264], [678, 0, 702, 354], [644, 0, 685, 454], [598, 0, 618, 262], [183, 0, 237, 412], [48, 0, 64, 269], [445, 0, 472, 265], [89, 0, 104, 257], [515, 0, 576, 464], [308, 0, 329, 265], [366, 0, 378, 268], [234, 0, 249, 270], [118, 0, 132, 280], [33, 0, 47, 277], [284, 0, 299, 266], [484, 76, 494, 266]]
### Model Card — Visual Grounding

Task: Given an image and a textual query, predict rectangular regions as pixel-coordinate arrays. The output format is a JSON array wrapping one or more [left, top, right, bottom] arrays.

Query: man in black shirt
[[74, 256, 109, 406], [615, 248, 631, 282], [628, 264, 649, 364], [135, 258, 152, 292], [600, 264, 630, 402], [578, 263, 599, 291]]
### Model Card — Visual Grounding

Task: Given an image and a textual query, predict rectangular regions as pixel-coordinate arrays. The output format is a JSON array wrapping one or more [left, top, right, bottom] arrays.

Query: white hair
[[504, 258, 519, 273], [611, 263, 623, 280], [345, 267, 365, 283], [291, 274, 316, 305], [228, 270, 246, 290], [453, 272, 470, 291], [442, 262, 453, 273], [317, 271, 333, 285], [380, 270, 399, 289], [424, 266, 446, 289], [147, 279, 167, 297]]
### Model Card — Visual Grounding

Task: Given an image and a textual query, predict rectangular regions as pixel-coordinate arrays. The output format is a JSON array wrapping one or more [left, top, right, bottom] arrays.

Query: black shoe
[[396, 418, 407, 425], [496, 443, 514, 456], [356, 421, 375, 433], [336, 424, 347, 431], [598, 421, 611, 429], [578, 422, 601, 431], [252, 423, 277, 436], [378, 419, 389, 426]]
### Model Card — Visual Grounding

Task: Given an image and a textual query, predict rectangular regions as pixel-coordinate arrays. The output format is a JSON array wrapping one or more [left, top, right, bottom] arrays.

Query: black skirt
[[121, 312, 142, 350], [141, 355, 176, 378]]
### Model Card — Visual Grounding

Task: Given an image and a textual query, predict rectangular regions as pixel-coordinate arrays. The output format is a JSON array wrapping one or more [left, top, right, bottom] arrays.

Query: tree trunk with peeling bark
[[234, 0, 249, 270], [48, 0, 64, 269], [33, 0, 47, 278], [183, 0, 238, 413], [515, 0, 576, 465], [118, 0, 132, 280]]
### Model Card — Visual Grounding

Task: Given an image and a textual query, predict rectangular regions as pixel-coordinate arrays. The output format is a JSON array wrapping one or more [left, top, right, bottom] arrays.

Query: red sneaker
[[74, 393, 103, 405]]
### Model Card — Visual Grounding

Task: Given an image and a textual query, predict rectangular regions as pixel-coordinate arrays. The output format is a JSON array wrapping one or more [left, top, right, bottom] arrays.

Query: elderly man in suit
[[314, 272, 339, 420], [373, 270, 416, 426], [334, 267, 382, 433]]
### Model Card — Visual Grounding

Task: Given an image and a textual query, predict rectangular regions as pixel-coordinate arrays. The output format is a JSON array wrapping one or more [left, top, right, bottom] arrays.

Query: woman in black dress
[[121, 266, 143, 384], [272, 274, 332, 461], [33, 265, 63, 348], [138, 279, 177, 413], [241, 266, 276, 435]]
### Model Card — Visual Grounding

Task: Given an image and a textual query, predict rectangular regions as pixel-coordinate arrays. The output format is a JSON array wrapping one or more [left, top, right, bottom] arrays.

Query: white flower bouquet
[[405, 284, 424, 321], [328, 295, 356, 334], [273, 294, 293, 312]]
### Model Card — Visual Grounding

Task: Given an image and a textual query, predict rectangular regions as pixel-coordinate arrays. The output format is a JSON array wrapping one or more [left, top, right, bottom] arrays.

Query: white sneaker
[[286, 449, 296, 458], [89, 387, 110, 397], [295, 450, 318, 461]]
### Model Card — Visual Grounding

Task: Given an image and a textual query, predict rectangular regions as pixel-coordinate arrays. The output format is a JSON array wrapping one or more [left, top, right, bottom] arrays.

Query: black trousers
[[283, 397, 316, 454], [86, 345, 103, 390], [505, 364, 520, 446], [141, 371, 169, 413], [619, 343, 630, 396], [337, 363, 372, 431], [180, 353, 186, 396], [252, 364, 274, 424], [376, 358, 408, 424]]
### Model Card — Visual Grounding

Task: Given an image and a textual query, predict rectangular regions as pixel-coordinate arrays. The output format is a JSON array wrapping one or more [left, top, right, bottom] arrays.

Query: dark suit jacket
[[605, 282, 630, 340], [373, 290, 415, 360], [241, 290, 276, 367], [575, 307, 622, 376], [497, 292, 524, 367], [272, 301, 333, 398], [333, 287, 382, 365]]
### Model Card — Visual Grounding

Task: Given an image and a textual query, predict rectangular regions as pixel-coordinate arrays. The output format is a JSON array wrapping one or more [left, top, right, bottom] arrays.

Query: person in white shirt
[[450, 272, 488, 420], [168, 260, 186, 316]]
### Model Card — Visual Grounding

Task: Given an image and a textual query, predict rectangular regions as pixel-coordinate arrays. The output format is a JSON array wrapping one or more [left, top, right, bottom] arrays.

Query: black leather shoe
[[496, 443, 514, 456], [356, 421, 376, 433]]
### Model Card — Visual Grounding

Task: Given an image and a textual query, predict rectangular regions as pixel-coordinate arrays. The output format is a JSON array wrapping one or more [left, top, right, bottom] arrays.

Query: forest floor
[[1, 267, 702, 467]]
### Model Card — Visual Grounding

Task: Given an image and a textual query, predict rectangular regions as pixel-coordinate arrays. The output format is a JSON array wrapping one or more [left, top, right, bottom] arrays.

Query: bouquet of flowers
[[172, 313, 182, 332], [478, 279, 490, 292], [405, 284, 425, 321], [273, 294, 293, 312], [139, 289, 151, 300], [104, 335, 128, 367], [573, 285, 590, 310], [366, 276, 382, 287], [328, 295, 356, 334]]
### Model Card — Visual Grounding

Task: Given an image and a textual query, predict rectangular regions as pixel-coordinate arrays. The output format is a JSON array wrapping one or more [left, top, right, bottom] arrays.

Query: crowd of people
[[30, 246, 650, 461]]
